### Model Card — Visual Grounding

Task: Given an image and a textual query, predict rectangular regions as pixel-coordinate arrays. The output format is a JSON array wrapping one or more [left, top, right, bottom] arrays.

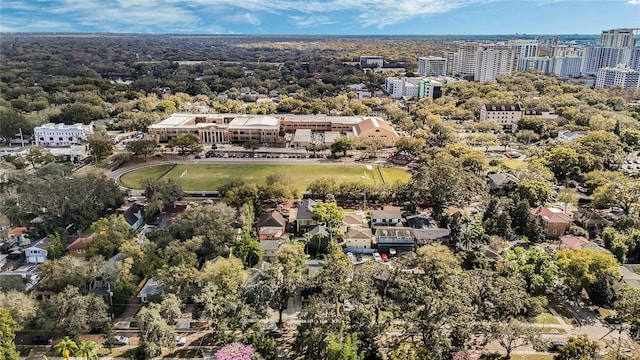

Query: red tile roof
[[531, 207, 572, 223], [560, 236, 590, 250], [9, 227, 27, 236], [66, 233, 97, 251]]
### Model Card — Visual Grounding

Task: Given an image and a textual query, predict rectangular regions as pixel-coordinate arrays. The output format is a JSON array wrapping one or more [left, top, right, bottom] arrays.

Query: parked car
[[107, 336, 129, 346], [373, 252, 382, 262], [176, 336, 187, 346], [380, 253, 389, 262], [346, 252, 354, 261], [549, 340, 567, 351], [31, 336, 53, 345]]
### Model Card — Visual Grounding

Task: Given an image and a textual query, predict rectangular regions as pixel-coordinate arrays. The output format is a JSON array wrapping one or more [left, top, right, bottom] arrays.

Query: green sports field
[[119, 163, 410, 192]]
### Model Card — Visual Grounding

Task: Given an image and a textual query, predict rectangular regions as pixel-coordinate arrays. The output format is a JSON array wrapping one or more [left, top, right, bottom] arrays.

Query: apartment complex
[[595, 65, 640, 89], [474, 45, 515, 82], [149, 113, 400, 146], [384, 77, 443, 99], [480, 103, 524, 132], [359, 56, 384, 68], [34, 123, 93, 147], [418, 56, 447, 77]]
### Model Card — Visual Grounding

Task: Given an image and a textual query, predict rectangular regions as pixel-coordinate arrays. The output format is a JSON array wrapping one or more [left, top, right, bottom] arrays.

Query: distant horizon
[[2, 0, 638, 35], [0, 31, 610, 37]]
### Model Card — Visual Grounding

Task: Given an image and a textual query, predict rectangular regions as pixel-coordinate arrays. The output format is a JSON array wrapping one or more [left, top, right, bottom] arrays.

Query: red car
[[380, 253, 389, 262]]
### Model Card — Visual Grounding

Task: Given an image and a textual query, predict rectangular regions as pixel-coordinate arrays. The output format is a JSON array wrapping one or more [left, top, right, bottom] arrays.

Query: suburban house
[[66, 233, 97, 258], [293, 199, 318, 233], [138, 278, 164, 303], [0, 264, 41, 291], [122, 203, 145, 231], [343, 227, 374, 250], [374, 226, 415, 253], [370, 209, 403, 228], [530, 207, 573, 238], [155, 201, 190, 229], [257, 211, 287, 241], [573, 208, 610, 239], [309, 225, 330, 239], [260, 240, 281, 263], [414, 228, 451, 246], [8, 227, 29, 246], [25, 237, 52, 264], [560, 235, 590, 250], [342, 212, 367, 233], [487, 173, 520, 196]]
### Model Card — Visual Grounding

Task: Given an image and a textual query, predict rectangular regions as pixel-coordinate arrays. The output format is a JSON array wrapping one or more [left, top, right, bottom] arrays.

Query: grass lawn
[[119, 164, 410, 192], [120, 164, 174, 187], [500, 159, 527, 171], [533, 312, 560, 325]]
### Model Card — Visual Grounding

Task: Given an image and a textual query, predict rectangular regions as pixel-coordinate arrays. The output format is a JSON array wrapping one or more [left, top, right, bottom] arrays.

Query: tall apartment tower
[[598, 29, 637, 48], [418, 56, 447, 77], [595, 64, 640, 89], [453, 43, 479, 78], [475, 45, 515, 82], [582, 46, 633, 75], [444, 52, 456, 76]]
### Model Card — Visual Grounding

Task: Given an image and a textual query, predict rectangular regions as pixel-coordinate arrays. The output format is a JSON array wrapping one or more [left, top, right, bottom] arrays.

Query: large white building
[[598, 28, 637, 48], [582, 46, 633, 75], [453, 43, 479, 78], [595, 65, 640, 89], [517, 57, 551, 73], [384, 77, 442, 99], [418, 56, 447, 77], [34, 123, 93, 147], [359, 56, 384, 68], [552, 56, 583, 77], [475, 45, 515, 82]]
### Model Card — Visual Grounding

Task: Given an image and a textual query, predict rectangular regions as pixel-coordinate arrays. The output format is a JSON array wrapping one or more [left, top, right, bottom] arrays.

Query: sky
[[1, 0, 639, 35]]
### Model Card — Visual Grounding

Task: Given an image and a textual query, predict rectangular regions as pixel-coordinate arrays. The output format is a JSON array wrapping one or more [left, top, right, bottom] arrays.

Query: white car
[[373, 252, 382, 262], [176, 336, 187, 346], [110, 336, 129, 346], [346, 252, 354, 261]]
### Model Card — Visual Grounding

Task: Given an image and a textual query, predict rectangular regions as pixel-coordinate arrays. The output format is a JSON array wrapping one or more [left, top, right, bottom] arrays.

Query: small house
[[25, 237, 51, 264], [487, 173, 519, 196], [257, 211, 287, 241], [370, 209, 403, 227], [530, 207, 573, 238], [66, 233, 97, 258], [344, 227, 374, 250], [260, 240, 281, 263], [293, 199, 318, 233], [414, 228, 451, 246], [8, 227, 29, 246], [375, 226, 415, 253]]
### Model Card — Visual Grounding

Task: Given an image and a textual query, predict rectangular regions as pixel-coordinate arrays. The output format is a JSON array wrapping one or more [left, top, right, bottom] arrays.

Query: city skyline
[[1, 0, 639, 35]]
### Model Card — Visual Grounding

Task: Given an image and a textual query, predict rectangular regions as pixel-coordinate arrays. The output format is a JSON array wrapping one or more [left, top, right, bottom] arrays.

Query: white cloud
[[627, 0, 640, 5], [289, 15, 338, 28], [4, 0, 566, 32], [225, 12, 262, 25]]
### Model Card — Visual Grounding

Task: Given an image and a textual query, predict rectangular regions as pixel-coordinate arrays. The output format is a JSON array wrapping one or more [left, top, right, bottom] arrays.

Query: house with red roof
[[559, 235, 590, 250], [66, 233, 97, 258], [531, 207, 573, 238], [8, 227, 29, 246]]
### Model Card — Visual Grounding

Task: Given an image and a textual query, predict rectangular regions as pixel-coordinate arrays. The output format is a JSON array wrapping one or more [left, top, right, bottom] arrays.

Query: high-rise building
[[595, 65, 640, 89], [444, 52, 456, 76], [552, 44, 585, 58], [552, 56, 583, 77], [510, 39, 539, 58], [629, 47, 640, 71], [582, 46, 633, 75], [598, 29, 637, 48], [453, 43, 479, 78], [475, 45, 515, 82], [517, 57, 551, 73], [418, 56, 447, 77]]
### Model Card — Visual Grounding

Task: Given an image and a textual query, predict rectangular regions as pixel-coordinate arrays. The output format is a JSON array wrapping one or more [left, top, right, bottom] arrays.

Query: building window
[[77, 249, 82, 254]]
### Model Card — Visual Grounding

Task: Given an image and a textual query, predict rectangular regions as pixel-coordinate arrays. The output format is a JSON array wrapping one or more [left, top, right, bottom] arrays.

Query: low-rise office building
[[34, 123, 93, 147]]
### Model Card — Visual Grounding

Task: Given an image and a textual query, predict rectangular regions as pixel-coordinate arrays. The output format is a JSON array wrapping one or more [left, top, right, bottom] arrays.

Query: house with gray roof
[[370, 209, 403, 227], [294, 199, 318, 233], [487, 173, 520, 196], [374, 226, 415, 253]]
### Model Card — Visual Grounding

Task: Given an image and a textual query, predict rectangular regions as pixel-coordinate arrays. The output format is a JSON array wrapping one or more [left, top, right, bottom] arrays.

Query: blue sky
[[1, 0, 639, 35]]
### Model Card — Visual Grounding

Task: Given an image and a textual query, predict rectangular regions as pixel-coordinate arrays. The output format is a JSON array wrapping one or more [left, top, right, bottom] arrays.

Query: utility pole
[[19, 128, 25, 147]]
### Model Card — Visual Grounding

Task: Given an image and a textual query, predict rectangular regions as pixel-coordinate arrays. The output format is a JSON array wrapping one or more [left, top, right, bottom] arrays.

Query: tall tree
[[267, 241, 306, 325], [76, 340, 98, 360], [168, 133, 203, 155], [554, 335, 599, 360], [136, 303, 177, 359], [24, 146, 54, 170], [126, 139, 159, 160], [0, 307, 19, 360], [86, 132, 113, 163]]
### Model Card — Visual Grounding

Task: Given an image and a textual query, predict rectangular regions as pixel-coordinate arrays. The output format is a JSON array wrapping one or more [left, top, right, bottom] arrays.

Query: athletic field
[[119, 163, 410, 192]]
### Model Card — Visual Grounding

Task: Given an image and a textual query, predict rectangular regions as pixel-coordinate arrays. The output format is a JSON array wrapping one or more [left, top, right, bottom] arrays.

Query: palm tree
[[54, 336, 78, 360], [76, 340, 98, 360]]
